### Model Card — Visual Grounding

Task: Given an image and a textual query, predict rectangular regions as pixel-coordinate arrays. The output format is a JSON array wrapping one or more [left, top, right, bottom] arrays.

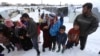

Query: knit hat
[[4, 19, 14, 27]]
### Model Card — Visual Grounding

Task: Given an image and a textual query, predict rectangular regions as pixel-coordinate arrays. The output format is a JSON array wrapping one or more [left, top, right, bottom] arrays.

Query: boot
[[8, 49, 11, 53], [37, 49, 40, 56], [80, 47, 84, 50], [56, 49, 60, 52], [6, 46, 11, 53], [10, 45, 15, 51], [62, 48, 65, 53], [75, 43, 78, 46], [56, 46, 60, 52], [49, 47, 51, 51], [52, 46, 55, 51], [37, 51, 40, 56], [99, 51, 100, 54], [42, 48, 45, 52]]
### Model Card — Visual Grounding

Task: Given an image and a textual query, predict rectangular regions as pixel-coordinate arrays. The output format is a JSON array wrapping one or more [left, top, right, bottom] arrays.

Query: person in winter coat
[[0, 32, 14, 53], [40, 14, 52, 52], [39, 13, 44, 23], [0, 15, 5, 54], [20, 13, 40, 56], [15, 21, 33, 51], [74, 3, 99, 50], [49, 16, 61, 51], [56, 25, 67, 53], [0, 19, 15, 53], [3, 19, 18, 47], [66, 23, 80, 49]]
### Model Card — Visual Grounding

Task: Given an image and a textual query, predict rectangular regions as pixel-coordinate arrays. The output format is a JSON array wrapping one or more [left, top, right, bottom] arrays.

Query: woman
[[40, 14, 52, 52]]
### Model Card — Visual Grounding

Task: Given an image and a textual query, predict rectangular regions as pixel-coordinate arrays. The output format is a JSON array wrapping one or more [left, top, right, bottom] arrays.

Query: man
[[20, 13, 40, 56], [74, 3, 99, 50]]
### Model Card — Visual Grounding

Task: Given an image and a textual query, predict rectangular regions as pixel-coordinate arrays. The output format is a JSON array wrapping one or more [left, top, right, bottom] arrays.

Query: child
[[66, 23, 80, 49], [56, 25, 67, 53], [3, 19, 17, 46], [49, 16, 61, 51], [15, 21, 33, 51]]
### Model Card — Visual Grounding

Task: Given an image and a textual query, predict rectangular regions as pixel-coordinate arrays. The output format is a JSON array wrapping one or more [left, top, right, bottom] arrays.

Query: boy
[[56, 25, 67, 53], [66, 23, 80, 49]]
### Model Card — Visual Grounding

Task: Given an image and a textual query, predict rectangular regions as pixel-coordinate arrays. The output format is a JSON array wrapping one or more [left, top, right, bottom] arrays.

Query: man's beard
[[82, 13, 87, 17]]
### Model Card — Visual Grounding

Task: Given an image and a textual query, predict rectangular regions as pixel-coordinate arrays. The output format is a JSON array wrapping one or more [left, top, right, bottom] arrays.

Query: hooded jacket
[[49, 20, 61, 36]]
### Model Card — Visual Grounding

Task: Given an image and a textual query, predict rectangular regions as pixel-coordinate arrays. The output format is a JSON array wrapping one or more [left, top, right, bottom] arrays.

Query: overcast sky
[[0, 0, 100, 7]]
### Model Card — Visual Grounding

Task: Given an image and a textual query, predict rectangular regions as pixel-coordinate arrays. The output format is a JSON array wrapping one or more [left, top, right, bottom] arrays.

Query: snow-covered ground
[[1, 9, 100, 56]]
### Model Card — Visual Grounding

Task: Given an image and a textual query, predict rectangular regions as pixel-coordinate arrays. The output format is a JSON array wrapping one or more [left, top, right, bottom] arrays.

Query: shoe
[[56, 49, 60, 52], [75, 43, 78, 46], [37, 51, 40, 56], [8, 50, 11, 53], [52, 47, 55, 51], [42, 48, 45, 52], [80, 47, 84, 50], [0, 54, 4, 56], [49, 48, 51, 51], [61, 49, 65, 53], [12, 47, 15, 51], [99, 51, 100, 54]]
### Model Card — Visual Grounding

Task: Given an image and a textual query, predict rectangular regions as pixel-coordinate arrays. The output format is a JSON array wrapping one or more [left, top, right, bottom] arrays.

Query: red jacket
[[68, 28, 80, 42]]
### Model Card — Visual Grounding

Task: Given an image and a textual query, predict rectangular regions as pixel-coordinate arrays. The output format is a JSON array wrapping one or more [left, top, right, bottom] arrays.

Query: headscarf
[[15, 21, 26, 28], [4, 19, 14, 28]]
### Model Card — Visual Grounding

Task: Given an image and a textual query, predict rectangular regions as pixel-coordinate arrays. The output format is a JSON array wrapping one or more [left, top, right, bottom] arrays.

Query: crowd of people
[[0, 2, 99, 56]]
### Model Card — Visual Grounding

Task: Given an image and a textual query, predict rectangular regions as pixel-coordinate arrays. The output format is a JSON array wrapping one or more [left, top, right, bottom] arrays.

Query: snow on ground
[[11, 9, 51, 22], [2, 9, 100, 56]]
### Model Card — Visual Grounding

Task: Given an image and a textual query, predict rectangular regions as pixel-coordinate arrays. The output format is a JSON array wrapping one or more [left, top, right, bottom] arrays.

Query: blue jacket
[[49, 20, 61, 36], [57, 32, 67, 45]]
